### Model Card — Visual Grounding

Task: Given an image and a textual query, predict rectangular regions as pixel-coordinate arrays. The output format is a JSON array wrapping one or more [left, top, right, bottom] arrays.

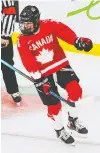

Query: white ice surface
[[1, 96, 100, 153]]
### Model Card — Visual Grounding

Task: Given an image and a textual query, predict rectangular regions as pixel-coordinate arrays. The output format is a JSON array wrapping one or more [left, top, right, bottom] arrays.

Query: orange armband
[[3, 7, 16, 15]]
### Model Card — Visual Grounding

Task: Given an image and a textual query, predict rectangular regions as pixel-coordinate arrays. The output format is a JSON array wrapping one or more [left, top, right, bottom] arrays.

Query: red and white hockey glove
[[74, 37, 93, 52], [34, 77, 51, 95]]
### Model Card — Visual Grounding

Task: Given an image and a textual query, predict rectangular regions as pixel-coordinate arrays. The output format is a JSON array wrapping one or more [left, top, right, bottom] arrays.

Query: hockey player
[[17, 6, 93, 144]]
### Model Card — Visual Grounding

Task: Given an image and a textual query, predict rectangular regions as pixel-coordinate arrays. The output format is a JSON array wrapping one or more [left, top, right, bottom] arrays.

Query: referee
[[1, 0, 22, 104]]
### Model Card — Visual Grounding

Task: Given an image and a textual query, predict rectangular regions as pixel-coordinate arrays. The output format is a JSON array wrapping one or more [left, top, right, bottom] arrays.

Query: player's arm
[[17, 37, 42, 80], [51, 20, 93, 51]]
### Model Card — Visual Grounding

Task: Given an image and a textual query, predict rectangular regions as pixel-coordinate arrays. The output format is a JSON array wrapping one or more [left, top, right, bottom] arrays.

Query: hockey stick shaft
[[1, 59, 34, 83], [1, 59, 68, 103], [49, 91, 68, 103]]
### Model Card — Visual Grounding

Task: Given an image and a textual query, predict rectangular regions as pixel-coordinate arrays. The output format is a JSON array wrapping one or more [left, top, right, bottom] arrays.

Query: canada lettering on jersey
[[29, 34, 53, 51]]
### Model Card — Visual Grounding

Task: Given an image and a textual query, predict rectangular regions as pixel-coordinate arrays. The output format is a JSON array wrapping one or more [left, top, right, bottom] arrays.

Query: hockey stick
[[1, 59, 68, 103], [1, 59, 34, 82]]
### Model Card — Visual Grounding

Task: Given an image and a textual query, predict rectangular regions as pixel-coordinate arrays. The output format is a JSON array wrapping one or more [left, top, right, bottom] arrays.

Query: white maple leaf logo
[[36, 48, 54, 64]]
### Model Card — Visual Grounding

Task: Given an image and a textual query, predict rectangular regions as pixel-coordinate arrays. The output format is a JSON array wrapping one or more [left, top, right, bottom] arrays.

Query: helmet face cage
[[19, 6, 40, 35], [19, 21, 33, 35]]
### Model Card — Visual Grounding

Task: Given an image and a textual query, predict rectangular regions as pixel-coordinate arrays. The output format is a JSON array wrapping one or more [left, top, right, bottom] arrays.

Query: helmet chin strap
[[34, 27, 40, 34], [33, 24, 40, 34], [22, 28, 33, 35]]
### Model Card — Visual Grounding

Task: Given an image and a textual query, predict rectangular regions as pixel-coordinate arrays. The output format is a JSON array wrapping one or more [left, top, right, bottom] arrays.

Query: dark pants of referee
[[1, 37, 19, 94]]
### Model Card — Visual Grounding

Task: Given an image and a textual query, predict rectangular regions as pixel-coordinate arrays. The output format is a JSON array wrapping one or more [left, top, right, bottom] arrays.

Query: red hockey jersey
[[17, 19, 77, 79]]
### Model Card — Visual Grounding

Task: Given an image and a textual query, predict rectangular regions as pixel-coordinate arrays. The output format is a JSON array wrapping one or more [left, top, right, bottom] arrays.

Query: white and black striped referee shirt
[[1, 0, 16, 38]]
